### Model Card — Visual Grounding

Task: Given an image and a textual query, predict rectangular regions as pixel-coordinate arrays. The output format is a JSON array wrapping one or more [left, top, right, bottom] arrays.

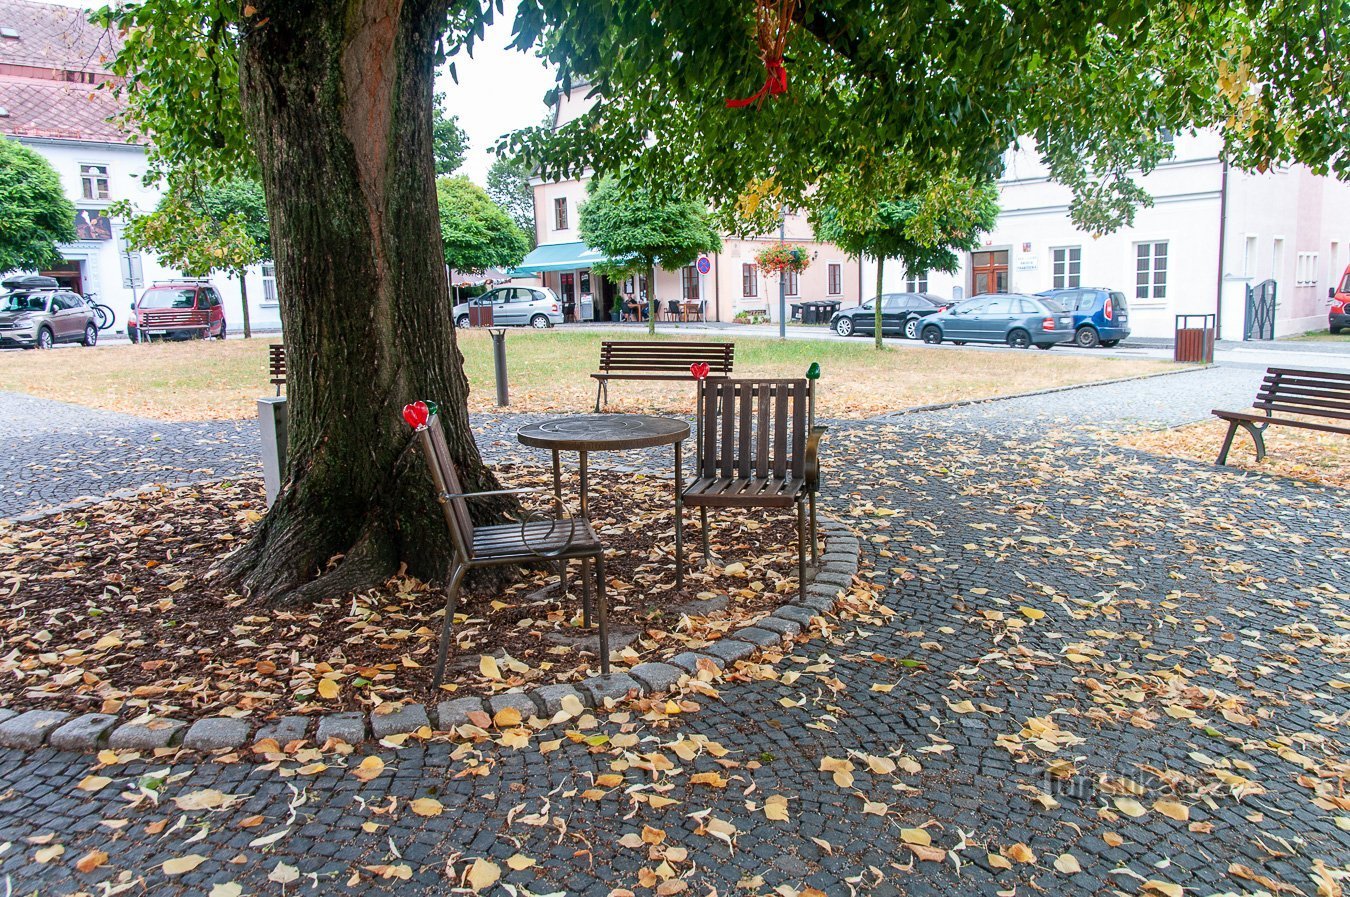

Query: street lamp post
[[778, 214, 787, 340]]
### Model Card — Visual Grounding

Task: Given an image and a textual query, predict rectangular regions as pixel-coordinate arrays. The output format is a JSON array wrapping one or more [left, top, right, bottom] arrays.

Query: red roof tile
[[0, 74, 130, 143], [0, 0, 119, 74]]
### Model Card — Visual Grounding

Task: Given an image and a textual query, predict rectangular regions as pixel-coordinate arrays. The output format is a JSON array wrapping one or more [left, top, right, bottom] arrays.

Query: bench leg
[[675, 499, 684, 589], [595, 552, 610, 675], [432, 563, 468, 687], [581, 558, 592, 628], [1245, 421, 1268, 462], [594, 380, 603, 413], [1215, 420, 1238, 465], [700, 506, 710, 566], [797, 499, 807, 601], [809, 491, 818, 568]]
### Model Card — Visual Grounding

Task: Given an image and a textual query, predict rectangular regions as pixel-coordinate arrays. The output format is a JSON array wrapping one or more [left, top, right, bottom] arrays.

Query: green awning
[[511, 241, 610, 275]]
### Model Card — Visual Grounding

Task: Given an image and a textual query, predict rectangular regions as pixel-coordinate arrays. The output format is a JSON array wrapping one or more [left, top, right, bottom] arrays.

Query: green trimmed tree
[[114, 178, 270, 337], [436, 175, 530, 272], [432, 92, 469, 176], [814, 175, 999, 349], [578, 176, 721, 335], [0, 137, 76, 274]]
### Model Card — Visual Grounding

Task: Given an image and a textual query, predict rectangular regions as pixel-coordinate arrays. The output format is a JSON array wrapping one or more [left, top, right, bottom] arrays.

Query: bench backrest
[[1257, 368, 1350, 422], [269, 343, 287, 381], [598, 340, 734, 376], [415, 413, 475, 560], [696, 378, 812, 480]]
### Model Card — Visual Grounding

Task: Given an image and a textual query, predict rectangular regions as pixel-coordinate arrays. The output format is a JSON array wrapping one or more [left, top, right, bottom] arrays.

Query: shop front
[[513, 241, 616, 322]]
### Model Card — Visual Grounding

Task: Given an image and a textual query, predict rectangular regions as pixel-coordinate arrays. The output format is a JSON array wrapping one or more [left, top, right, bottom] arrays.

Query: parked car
[[919, 293, 1074, 349], [128, 280, 227, 341], [1329, 264, 1350, 334], [0, 275, 99, 350], [1037, 287, 1131, 347], [452, 286, 563, 329], [830, 292, 950, 338]]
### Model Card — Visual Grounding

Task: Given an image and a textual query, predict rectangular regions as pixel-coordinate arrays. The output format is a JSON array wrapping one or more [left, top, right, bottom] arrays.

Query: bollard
[[257, 396, 288, 507], [489, 327, 509, 406]]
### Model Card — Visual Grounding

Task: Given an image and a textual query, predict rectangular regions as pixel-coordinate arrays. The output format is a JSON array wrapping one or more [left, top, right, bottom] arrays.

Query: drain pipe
[[1214, 156, 1229, 336]]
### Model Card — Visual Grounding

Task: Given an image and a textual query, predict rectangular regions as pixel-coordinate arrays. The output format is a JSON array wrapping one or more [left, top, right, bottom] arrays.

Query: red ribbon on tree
[[725, 0, 796, 109], [725, 56, 788, 108]]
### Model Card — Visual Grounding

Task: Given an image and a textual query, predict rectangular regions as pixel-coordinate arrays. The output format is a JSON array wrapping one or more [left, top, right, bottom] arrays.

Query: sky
[[51, 0, 557, 185]]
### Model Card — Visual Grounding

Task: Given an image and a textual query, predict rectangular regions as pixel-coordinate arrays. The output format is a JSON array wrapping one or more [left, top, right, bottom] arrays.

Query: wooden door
[[970, 250, 1009, 295]]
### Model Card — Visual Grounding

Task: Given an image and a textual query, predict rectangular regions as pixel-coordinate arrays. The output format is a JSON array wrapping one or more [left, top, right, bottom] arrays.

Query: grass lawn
[[0, 330, 1175, 421], [1280, 328, 1350, 344], [1119, 417, 1349, 487]]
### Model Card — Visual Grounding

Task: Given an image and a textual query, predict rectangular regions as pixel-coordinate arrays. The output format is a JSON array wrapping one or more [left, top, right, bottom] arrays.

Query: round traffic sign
[[696, 256, 711, 275]]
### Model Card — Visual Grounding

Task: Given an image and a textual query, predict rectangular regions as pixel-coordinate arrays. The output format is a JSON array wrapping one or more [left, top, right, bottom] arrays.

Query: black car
[[831, 292, 950, 339]]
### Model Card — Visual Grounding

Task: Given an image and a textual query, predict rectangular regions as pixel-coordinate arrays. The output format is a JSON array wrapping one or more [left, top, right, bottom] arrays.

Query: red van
[[1330, 265, 1350, 334], [128, 280, 228, 342]]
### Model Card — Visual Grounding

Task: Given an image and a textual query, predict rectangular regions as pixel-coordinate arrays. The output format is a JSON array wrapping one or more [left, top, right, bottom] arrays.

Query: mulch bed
[[0, 467, 802, 724]]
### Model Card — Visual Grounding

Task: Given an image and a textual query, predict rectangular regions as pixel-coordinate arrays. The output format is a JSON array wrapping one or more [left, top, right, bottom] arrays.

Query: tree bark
[[647, 260, 657, 336], [237, 271, 252, 339], [874, 255, 884, 350], [224, 0, 507, 603]]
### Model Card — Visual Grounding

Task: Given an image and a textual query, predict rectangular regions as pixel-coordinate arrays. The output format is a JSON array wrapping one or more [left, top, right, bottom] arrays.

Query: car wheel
[[530, 314, 551, 329], [82, 323, 98, 347], [1006, 329, 1031, 349], [953, 341, 966, 346], [921, 326, 942, 345], [37, 327, 53, 350], [1331, 326, 1343, 335], [835, 317, 854, 337], [455, 314, 469, 329], [1036, 343, 1053, 350], [1074, 326, 1100, 348], [904, 317, 919, 340], [1100, 339, 1120, 347], [217, 322, 227, 340]]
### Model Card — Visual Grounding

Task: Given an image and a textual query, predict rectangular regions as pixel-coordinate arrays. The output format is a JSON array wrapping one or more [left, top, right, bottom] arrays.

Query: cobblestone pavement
[[1, 373, 1346, 896]]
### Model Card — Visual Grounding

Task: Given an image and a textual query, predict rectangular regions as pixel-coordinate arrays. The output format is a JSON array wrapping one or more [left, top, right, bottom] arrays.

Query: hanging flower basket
[[755, 244, 813, 276]]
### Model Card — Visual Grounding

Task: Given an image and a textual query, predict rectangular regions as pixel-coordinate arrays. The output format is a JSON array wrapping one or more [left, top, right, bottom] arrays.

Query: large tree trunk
[[224, 0, 506, 603], [874, 255, 884, 350], [237, 272, 252, 339]]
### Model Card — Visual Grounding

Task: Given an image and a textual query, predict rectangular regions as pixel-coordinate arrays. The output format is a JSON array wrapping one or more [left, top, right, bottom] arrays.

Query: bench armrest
[[804, 425, 828, 491], [439, 486, 548, 501]]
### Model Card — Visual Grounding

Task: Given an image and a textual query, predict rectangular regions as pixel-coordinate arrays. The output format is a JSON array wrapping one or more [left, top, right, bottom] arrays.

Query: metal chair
[[675, 375, 826, 599], [408, 408, 610, 685]]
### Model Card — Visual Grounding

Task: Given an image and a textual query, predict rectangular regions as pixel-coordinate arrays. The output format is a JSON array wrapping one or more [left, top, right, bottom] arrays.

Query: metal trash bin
[[468, 303, 493, 327], [791, 302, 803, 322], [1174, 314, 1215, 364], [819, 300, 841, 320]]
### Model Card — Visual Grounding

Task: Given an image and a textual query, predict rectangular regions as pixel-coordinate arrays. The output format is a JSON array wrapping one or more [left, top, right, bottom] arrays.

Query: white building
[[866, 132, 1350, 339], [0, 0, 280, 334]]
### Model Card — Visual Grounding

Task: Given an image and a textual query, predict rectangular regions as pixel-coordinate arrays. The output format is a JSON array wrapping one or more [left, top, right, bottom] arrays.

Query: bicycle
[[81, 293, 116, 332]]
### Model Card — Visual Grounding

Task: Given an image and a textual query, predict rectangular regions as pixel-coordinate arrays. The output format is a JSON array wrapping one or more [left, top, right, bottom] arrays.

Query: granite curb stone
[[316, 712, 366, 746], [183, 717, 251, 752], [434, 697, 487, 729], [487, 693, 541, 721], [0, 520, 859, 754], [370, 704, 431, 739], [255, 716, 310, 746], [0, 710, 70, 749], [49, 713, 118, 751], [628, 662, 684, 693], [109, 717, 186, 750]]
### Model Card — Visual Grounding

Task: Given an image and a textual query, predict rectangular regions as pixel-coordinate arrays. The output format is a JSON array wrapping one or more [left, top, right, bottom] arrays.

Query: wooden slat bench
[[591, 340, 734, 411], [1212, 367, 1350, 464], [269, 343, 287, 395]]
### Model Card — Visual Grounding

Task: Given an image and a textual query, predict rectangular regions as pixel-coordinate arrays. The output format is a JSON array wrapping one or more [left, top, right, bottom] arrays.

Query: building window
[[784, 269, 799, 296], [553, 197, 568, 230], [681, 265, 700, 301], [1135, 242, 1167, 300], [1295, 251, 1319, 287], [827, 263, 842, 296], [80, 164, 110, 200], [904, 270, 929, 292], [261, 262, 278, 305], [1051, 246, 1081, 289], [742, 263, 757, 297], [1242, 235, 1258, 277]]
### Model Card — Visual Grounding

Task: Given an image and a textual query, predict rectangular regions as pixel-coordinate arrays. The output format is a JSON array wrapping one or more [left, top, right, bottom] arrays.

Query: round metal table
[[517, 414, 691, 623]]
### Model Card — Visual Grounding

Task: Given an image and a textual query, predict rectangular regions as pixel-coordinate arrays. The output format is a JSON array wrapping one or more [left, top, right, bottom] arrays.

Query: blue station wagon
[[920, 293, 1074, 349], [1038, 288, 1131, 348]]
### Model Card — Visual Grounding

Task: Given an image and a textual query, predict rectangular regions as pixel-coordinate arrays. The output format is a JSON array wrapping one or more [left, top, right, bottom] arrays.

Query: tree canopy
[[486, 155, 536, 239], [815, 174, 999, 347], [505, 0, 1349, 235], [579, 176, 721, 333], [0, 137, 76, 274], [432, 91, 469, 176], [436, 175, 531, 273]]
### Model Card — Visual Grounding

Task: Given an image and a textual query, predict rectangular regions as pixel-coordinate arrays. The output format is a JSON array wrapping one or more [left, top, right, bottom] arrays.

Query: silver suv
[[452, 285, 563, 329], [0, 275, 98, 350]]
